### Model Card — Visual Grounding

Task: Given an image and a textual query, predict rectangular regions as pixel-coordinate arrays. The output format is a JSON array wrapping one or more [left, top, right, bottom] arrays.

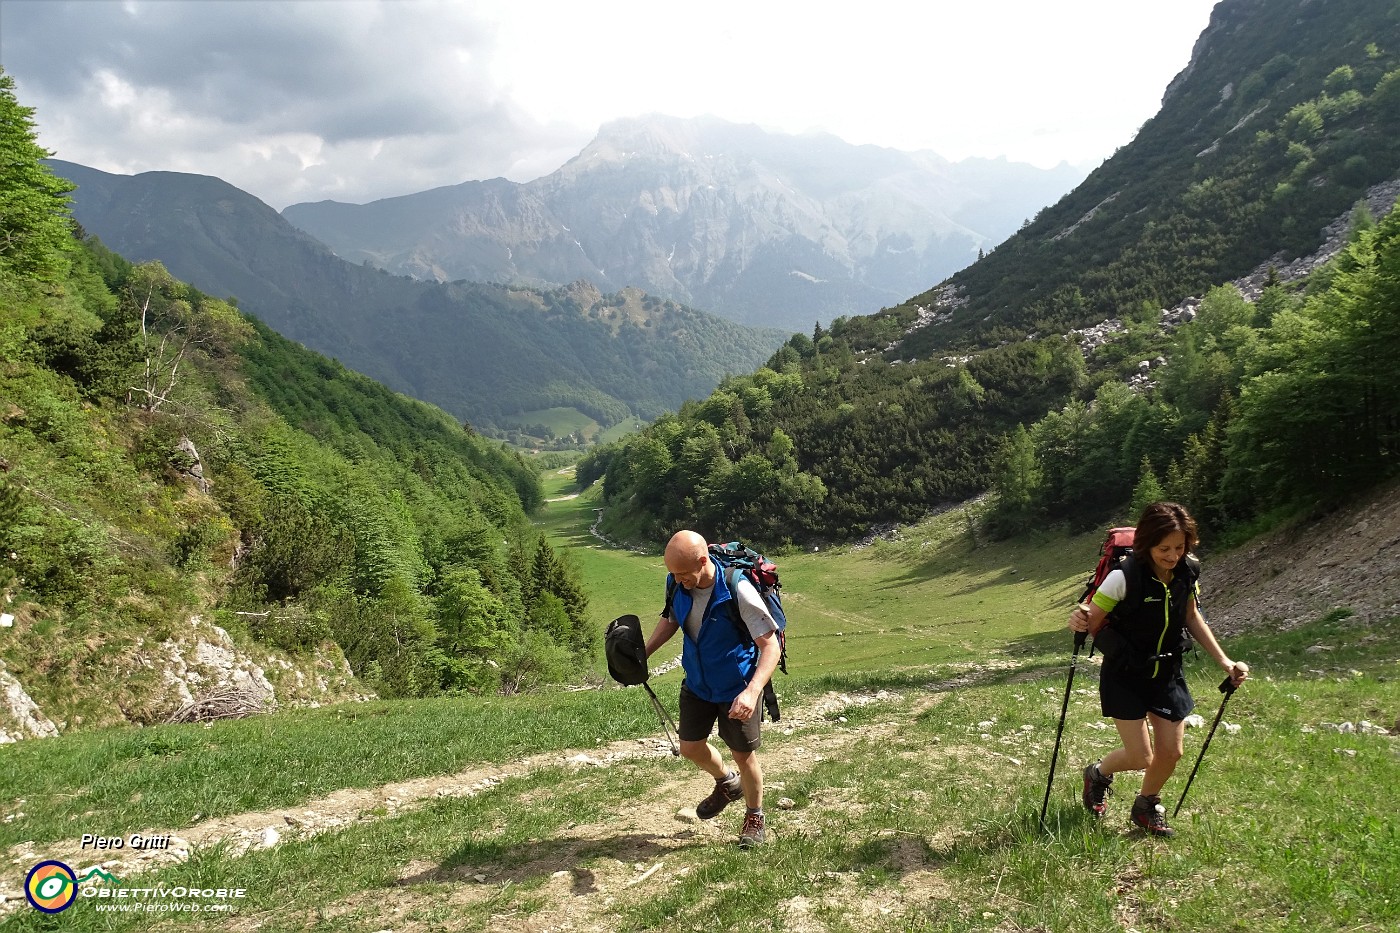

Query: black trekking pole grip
[[1173, 676, 1239, 817]]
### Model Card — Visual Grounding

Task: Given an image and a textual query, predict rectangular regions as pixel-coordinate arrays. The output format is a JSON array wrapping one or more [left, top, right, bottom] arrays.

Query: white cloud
[[0, 0, 1219, 208]]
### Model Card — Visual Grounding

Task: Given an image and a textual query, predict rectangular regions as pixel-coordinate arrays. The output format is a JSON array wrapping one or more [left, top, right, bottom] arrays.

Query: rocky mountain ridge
[[282, 115, 1086, 330], [898, 173, 1400, 367]]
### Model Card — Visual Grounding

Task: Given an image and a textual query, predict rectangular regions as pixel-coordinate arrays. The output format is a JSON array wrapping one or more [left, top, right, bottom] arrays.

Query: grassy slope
[[1, 490, 1395, 931], [540, 468, 1101, 686], [504, 407, 598, 436]]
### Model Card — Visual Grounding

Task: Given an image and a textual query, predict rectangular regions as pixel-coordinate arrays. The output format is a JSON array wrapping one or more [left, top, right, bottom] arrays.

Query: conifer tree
[[1128, 457, 1166, 523], [0, 69, 75, 283]]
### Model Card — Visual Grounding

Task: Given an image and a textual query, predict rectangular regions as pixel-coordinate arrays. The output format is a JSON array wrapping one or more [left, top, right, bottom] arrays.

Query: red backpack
[[1079, 527, 1134, 636]]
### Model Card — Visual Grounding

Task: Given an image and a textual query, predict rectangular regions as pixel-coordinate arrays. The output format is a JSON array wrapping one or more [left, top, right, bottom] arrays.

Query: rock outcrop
[[0, 615, 368, 742], [0, 660, 59, 744]]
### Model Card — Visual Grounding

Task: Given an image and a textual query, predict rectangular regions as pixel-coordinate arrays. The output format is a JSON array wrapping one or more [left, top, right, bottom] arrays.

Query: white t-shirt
[[1090, 567, 1200, 612], [679, 575, 777, 644], [1094, 568, 1129, 606]]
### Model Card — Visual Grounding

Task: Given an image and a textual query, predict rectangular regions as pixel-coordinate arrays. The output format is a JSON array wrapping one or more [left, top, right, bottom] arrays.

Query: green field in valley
[[538, 468, 1100, 686]]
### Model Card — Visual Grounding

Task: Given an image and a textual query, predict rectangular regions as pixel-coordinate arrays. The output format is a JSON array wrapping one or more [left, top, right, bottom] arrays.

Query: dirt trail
[[0, 687, 932, 916], [241, 688, 954, 933]]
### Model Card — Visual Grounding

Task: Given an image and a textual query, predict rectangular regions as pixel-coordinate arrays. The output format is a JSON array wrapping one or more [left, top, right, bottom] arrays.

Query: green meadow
[[499, 409, 646, 446], [2, 484, 1396, 932], [537, 469, 1098, 685]]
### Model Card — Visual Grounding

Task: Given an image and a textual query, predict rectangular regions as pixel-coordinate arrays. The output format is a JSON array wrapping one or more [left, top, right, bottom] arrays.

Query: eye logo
[[26, 860, 78, 913]]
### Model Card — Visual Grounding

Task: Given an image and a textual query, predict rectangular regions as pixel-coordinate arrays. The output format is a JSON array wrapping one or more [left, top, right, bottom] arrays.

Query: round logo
[[25, 860, 78, 913]]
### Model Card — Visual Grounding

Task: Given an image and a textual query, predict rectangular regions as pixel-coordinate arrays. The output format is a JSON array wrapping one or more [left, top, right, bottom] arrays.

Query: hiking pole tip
[[1039, 629, 1086, 831], [1172, 674, 1239, 817]]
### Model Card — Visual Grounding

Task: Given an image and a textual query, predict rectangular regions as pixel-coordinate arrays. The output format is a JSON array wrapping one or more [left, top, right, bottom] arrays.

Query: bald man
[[645, 530, 781, 848]]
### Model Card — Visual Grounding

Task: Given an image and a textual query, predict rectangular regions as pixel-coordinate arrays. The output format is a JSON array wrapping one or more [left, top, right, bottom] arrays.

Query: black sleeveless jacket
[[1093, 555, 1198, 679]]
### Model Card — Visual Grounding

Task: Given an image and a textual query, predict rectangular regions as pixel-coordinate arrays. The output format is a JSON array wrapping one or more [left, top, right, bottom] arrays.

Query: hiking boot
[[1130, 794, 1176, 837], [695, 771, 743, 820], [1082, 762, 1113, 816], [738, 809, 766, 848]]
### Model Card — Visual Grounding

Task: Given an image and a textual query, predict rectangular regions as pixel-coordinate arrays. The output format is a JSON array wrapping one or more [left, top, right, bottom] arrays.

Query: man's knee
[[679, 739, 712, 764], [731, 748, 758, 769]]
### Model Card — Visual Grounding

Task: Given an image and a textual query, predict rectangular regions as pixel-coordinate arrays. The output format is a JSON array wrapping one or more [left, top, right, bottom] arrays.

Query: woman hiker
[[1068, 501, 1249, 836]]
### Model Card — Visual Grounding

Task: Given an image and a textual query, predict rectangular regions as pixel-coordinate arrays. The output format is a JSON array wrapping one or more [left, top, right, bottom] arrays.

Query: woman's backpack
[[1079, 526, 1136, 624]]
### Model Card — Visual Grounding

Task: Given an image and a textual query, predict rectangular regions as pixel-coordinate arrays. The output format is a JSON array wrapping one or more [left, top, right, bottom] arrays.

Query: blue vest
[[667, 569, 757, 703]]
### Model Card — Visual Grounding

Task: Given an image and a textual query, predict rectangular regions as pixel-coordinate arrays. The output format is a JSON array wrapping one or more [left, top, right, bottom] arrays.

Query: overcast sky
[[0, 0, 1220, 210]]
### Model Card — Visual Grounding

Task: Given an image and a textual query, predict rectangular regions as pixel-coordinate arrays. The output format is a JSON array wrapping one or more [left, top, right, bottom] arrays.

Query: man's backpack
[[665, 540, 788, 721], [709, 541, 788, 667]]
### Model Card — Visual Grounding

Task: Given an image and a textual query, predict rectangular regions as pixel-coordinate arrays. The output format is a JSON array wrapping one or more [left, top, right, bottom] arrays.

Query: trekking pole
[[642, 682, 681, 756], [1173, 675, 1238, 817], [1040, 629, 1087, 832]]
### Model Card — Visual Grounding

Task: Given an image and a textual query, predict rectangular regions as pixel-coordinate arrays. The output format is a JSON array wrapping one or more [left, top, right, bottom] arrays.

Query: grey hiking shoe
[[696, 771, 743, 820], [738, 809, 766, 848], [1130, 794, 1175, 837], [1082, 762, 1113, 816]]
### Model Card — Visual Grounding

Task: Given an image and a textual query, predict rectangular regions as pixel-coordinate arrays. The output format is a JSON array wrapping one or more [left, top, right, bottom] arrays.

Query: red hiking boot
[[1082, 762, 1113, 817], [1130, 794, 1176, 837]]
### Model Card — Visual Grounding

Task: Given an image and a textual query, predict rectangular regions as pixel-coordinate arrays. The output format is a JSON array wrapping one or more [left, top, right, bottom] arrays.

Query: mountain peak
[[282, 115, 1086, 330], [575, 114, 742, 164]]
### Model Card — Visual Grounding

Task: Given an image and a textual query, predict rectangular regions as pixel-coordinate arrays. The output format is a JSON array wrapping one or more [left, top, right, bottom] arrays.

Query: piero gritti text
[[80, 833, 173, 850]]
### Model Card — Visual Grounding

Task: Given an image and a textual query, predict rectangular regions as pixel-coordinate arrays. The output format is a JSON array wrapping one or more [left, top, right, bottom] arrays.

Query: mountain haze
[[50, 160, 786, 433], [583, 0, 1400, 546], [282, 115, 1086, 330]]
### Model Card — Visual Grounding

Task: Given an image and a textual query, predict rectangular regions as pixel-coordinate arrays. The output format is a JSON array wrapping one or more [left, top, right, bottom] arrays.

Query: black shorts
[[678, 682, 762, 752], [1099, 667, 1195, 722]]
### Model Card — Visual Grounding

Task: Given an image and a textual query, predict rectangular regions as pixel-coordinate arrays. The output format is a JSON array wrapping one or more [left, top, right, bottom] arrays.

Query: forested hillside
[[0, 72, 597, 734], [896, 0, 1400, 353], [47, 160, 787, 439], [583, 0, 1400, 548]]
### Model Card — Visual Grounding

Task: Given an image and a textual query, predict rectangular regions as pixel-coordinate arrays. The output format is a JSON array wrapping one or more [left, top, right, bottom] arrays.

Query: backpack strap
[[724, 566, 782, 722], [1119, 555, 1142, 616], [723, 567, 753, 646], [1089, 555, 1139, 658]]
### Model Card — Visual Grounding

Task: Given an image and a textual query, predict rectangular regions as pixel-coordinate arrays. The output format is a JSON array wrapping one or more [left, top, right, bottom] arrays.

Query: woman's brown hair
[[1133, 501, 1198, 561]]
